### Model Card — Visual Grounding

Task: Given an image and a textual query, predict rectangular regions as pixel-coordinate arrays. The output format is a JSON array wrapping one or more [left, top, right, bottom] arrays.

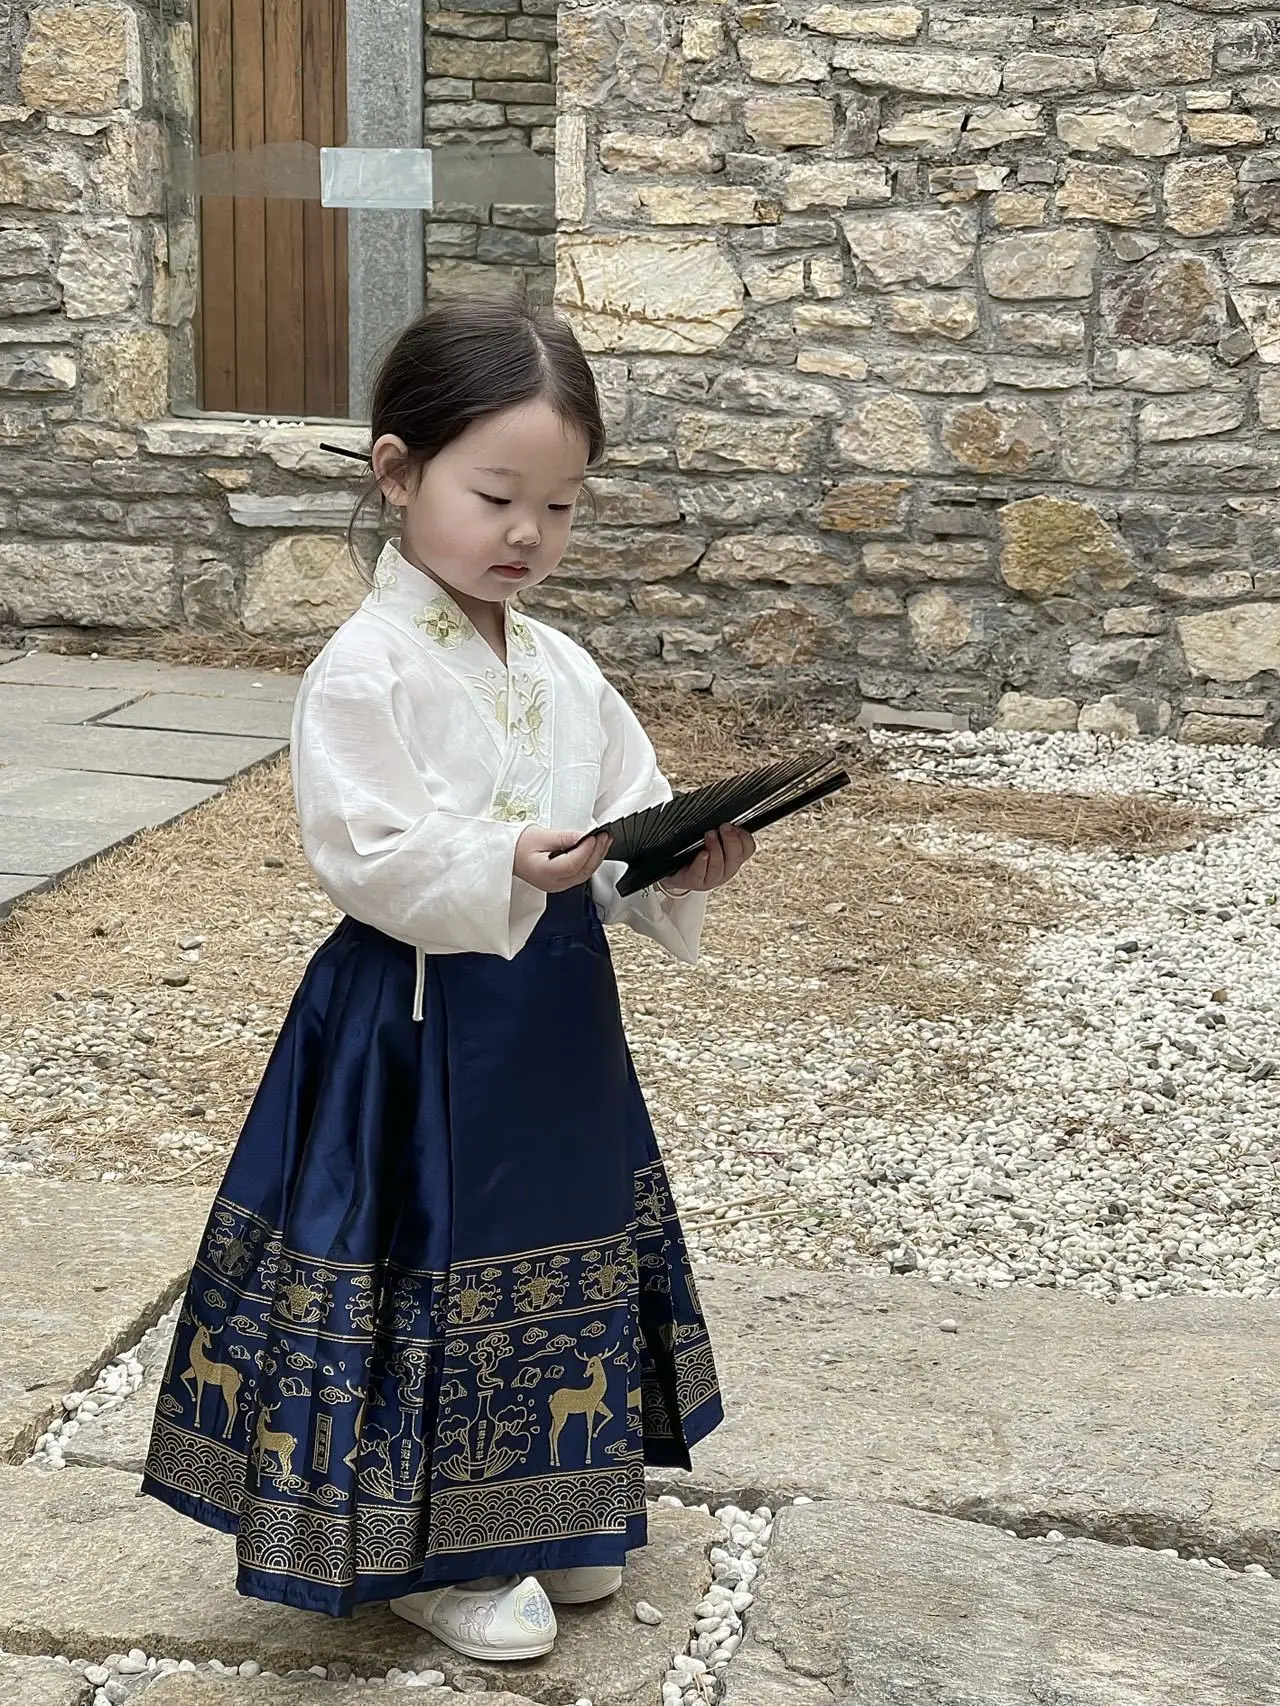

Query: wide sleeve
[[292, 653, 546, 958], [587, 676, 708, 965]]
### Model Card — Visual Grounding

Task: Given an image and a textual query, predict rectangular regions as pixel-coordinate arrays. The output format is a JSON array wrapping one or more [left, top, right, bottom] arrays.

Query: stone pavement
[[0, 651, 298, 918]]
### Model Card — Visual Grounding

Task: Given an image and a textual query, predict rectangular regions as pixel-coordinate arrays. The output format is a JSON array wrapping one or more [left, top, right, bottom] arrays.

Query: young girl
[[141, 296, 754, 1661]]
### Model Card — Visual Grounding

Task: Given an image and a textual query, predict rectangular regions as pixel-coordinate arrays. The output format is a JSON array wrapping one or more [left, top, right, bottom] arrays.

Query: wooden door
[[196, 0, 349, 418]]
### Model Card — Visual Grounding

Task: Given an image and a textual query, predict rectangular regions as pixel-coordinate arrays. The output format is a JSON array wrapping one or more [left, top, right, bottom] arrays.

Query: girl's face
[[373, 399, 589, 610]]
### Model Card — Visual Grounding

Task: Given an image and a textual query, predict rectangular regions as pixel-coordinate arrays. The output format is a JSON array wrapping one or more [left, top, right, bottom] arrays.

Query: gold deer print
[[251, 1403, 297, 1482], [180, 1324, 243, 1440], [549, 1348, 616, 1468]]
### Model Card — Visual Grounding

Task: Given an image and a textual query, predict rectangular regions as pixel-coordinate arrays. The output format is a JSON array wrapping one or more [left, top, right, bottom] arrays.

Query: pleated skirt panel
[[140, 885, 721, 1617]]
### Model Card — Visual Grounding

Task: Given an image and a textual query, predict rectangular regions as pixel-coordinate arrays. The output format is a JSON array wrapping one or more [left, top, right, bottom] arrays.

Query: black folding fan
[[554, 750, 852, 896]]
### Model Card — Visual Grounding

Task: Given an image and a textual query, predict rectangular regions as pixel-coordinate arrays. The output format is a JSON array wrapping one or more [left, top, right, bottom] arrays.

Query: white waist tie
[[412, 946, 426, 1023]]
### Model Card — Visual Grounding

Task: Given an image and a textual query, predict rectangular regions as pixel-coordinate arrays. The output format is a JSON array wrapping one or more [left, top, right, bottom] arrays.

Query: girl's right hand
[[514, 826, 613, 893]]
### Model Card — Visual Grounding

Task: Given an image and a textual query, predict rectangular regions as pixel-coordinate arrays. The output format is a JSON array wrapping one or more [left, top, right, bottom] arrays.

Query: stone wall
[[552, 0, 1280, 743], [0, 0, 375, 644], [425, 0, 558, 299]]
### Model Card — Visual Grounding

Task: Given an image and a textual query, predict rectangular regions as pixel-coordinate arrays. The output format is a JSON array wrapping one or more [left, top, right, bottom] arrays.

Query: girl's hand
[[515, 825, 613, 894], [660, 825, 756, 894]]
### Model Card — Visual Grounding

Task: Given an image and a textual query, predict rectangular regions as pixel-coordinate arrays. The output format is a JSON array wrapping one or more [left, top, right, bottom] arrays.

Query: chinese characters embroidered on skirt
[[140, 886, 722, 1617]]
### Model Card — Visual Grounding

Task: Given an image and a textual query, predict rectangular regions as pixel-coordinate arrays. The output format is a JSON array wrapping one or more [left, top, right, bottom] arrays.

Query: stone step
[[60, 1316, 176, 1474], [67, 1261, 1280, 1577], [653, 1263, 1280, 1572], [725, 1497, 1280, 1705], [0, 1656, 91, 1706], [0, 1468, 712, 1706], [0, 1182, 211, 1463], [147, 1680, 540, 1706]]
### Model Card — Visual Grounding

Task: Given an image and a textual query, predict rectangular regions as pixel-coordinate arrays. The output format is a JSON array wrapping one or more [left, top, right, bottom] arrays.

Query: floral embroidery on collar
[[411, 597, 474, 649], [507, 608, 537, 659], [372, 560, 399, 592]]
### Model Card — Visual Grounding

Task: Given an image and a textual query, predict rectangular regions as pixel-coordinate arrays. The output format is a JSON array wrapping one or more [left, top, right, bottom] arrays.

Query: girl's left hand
[[660, 825, 756, 894]]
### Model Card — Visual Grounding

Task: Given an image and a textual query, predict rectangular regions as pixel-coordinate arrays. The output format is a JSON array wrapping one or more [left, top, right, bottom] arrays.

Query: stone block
[[1069, 637, 1160, 684], [0, 348, 76, 392], [710, 366, 841, 417], [0, 278, 60, 314], [965, 103, 1046, 149], [1179, 712, 1271, 745], [806, 4, 921, 38], [1003, 51, 1098, 93], [739, 34, 830, 81], [1058, 162, 1156, 225], [0, 814, 153, 876], [0, 651, 301, 701], [556, 234, 744, 354], [1187, 111, 1265, 148], [1095, 347, 1213, 391], [743, 94, 835, 148], [1079, 692, 1172, 737], [0, 1472, 715, 1706], [841, 207, 976, 288], [0, 1657, 92, 1706], [832, 44, 1001, 95], [999, 495, 1134, 598], [0, 872, 48, 913], [742, 255, 807, 303], [725, 1499, 1280, 1705], [1177, 604, 1280, 681], [559, 7, 682, 113], [156, 1683, 536, 1706], [835, 394, 934, 473], [1055, 94, 1180, 157], [993, 691, 1080, 732], [657, 1264, 1280, 1571], [887, 291, 976, 341], [1104, 604, 1165, 636], [1165, 157, 1237, 237], [1138, 392, 1247, 442], [1061, 393, 1134, 484], [782, 161, 889, 211], [425, 37, 547, 79], [1102, 30, 1215, 86], [907, 586, 975, 656], [996, 309, 1086, 353], [879, 107, 965, 151], [1104, 254, 1227, 346], [820, 481, 910, 532], [980, 229, 1098, 299], [0, 1179, 208, 1461], [943, 399, 1055, 474], [0, 683, 138, 725], [674, 409, 824, 477], [57, 219, 138, 317], [699, 534, 847, 585], [869, 350, 987, 393], [0, 142, 85, 210], [0, 723, 287, 784], [598, 129, 720, 174], [101, 694, 295, 741], [639, 185, 763, 225], [20, 3, 142, 114], [723, 599, 840, 666], [682, 14, 724, 59], [1228, 238, 1280, 285], [562, 528, 706, 580], [1230, 289, 1280, 365], [241, 535, 363, 639], [81, 329, 169, 423], [0, 541, 173, 627], [862, 541, 991, 582]]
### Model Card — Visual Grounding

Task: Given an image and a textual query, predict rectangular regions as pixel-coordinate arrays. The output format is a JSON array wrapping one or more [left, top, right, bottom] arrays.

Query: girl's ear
[[371, 433, 413, 508]]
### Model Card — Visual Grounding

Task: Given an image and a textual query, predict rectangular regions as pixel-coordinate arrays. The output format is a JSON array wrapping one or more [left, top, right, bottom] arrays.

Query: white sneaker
[[390, 1574, 557, 1660], [538, 1565, 624, 1604]]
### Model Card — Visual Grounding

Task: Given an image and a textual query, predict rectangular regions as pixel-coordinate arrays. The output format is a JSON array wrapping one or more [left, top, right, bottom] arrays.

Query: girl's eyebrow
[[476, 464, 519, 476]]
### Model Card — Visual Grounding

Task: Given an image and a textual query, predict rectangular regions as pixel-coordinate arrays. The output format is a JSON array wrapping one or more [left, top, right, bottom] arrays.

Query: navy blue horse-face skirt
[[140, 886, 722, 1617]]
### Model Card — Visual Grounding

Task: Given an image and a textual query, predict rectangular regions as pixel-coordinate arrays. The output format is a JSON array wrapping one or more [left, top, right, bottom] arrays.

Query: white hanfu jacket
[[291, 543, 708, 1015]]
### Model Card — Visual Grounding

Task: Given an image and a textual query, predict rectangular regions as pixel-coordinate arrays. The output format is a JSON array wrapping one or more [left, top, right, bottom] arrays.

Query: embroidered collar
[[368, 541, 533, 663]]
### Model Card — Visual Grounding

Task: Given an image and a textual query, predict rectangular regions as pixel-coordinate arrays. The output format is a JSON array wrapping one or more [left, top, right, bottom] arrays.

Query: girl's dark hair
[[351, 292, 606, 547]]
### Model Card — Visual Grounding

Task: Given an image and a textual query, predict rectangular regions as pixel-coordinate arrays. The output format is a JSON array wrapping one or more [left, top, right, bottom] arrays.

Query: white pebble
[[634, 1600, 663, 1626]]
